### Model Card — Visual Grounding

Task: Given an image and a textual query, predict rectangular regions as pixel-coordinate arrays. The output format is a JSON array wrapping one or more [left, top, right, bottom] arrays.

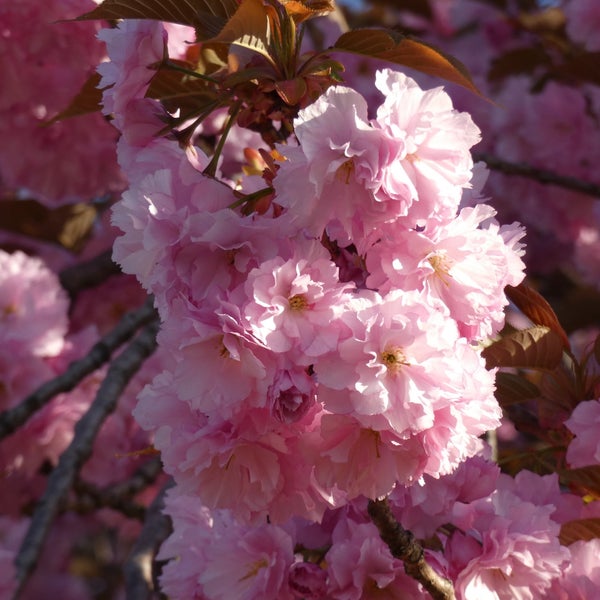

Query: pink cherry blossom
[[564, 0, 600, 51], [242, 242, 354, 358], [372, 69, 481, 228], [365, 204, 526, 339], [565, 399, 600, 468], [444, 472, 569, 599], [0, 0, 123, 206], [0, 250, 69, 357]]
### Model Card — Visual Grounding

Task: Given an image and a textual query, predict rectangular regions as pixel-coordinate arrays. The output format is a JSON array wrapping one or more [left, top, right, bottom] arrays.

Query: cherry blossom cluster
[[0, 0, 123, 206], [5, 1, 600, 598], [93, 16, 545, 597]]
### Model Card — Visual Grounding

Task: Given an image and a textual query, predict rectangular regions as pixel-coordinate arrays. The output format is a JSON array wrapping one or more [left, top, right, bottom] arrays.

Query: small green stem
[[227, 187, 273, 210], [203, 100, 243, 178], [162, 60, 219, 84]]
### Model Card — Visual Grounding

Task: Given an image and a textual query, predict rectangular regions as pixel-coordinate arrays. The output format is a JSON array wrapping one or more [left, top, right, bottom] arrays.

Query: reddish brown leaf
[[506, 283, 571, 350], [45, 72, 106, 125], [208, 0, 272, 61], [482, 326, 564, 370], [332, 29, 482, 96], [560, 465, 600, 498], [76, 0, 239, 39], [274, 77, 307, 104], [145, 60, 221, 119], [0, 200, 97, 253], [560, 518, 600, 545], [280, 0, 335, 23], [494, 371, 540, 407]]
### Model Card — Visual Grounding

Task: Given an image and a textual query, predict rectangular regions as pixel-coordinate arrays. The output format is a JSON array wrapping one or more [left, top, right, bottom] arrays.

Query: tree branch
[[368, 497, 456, 600], [0, 296, 157, 441], [70, 456, 163, 520], [123, 480, 174, 600], [474, 152, 600, 198], [59, 249, 122, 297], [12, 320, 160, 599]]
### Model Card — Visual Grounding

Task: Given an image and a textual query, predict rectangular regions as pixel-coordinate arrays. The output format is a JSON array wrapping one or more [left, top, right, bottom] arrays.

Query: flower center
[[288, 293, 308, 311], [380, 346, 408, 374], [335, 158, 355, 184], [428, 251, 453, 286], [239, 558, 269, 582]]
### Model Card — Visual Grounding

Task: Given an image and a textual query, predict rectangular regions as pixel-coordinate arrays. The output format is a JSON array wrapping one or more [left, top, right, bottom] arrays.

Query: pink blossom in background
[[565, 399, 600, 468], [544, 539, 600, 599], [0, 0, 123, 205], [564, 0, 600, 51], [0, 250, 69, 357]]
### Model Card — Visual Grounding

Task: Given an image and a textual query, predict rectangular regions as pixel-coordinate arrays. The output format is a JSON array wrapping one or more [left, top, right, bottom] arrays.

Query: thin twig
[[13, 320, 160, 599], [123, 480, 174, 600], [71, 456, 163, 520], [368, 497, 456, 600], [474, 152, 600, 198], [0, 296, 157, 441], [59, 249, 122, 296]]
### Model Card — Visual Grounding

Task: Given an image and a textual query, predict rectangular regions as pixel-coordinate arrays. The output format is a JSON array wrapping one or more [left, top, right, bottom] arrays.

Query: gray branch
[[123, 480, 174, 600], [12, 319, 160, 599], [71, 456, 163, 520], [0, 296, 157, 441], [59, 249, 122, 297], [475, 152, 600, 198], [368, 497, 456, 600]]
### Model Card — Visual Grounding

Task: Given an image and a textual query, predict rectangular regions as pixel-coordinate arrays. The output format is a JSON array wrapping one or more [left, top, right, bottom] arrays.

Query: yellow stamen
[[380, 346, 408, 374], [288, 294, 308, 311], [335, 158, 355, 184], [239, 558, 269, 582]]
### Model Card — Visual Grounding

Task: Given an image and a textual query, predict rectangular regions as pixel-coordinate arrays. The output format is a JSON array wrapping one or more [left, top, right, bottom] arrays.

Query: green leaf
[[45, 72, 107, 124], [331, 29, 482, 96], [482, 326, 564, 370], [560, 518, 600, 545], [494, 371, 541, 407], [76, 0, 239, 39], [506, 283, 571, 351]]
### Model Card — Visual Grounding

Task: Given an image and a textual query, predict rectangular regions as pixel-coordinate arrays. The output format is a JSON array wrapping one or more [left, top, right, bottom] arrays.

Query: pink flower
[[445, 472, 569, 599], [0, 250, 69, 357], [565, 399, 600, 468], [242, 242, 354, 359], [365, 204, 526, 339], [316, 290, 499, 444], [200, 522, 295, 600], [373, 69, 481, 227], [0, 0, 122, 205], [564, 0, 600, 51], [544, 539, 600, 599], [325, 518, 425, 599], [288, 560, 328, 599], [274, 69, 480, 251], [274, 84, 384, 246]]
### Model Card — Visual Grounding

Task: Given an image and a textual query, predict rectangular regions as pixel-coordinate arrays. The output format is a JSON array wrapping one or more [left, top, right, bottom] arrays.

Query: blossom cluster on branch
[[2, 0, 600, 599]]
